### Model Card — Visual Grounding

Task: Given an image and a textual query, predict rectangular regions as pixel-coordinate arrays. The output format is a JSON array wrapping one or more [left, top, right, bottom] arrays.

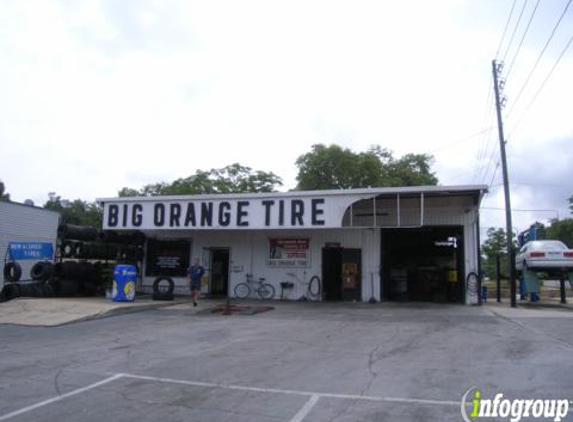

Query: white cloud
[[0, 0, 571, 235]]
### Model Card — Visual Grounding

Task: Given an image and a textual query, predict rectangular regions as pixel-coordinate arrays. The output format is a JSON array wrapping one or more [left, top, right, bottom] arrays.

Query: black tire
[[153, 277, 174, 295], [80, 281, 98, 297], [30, 261, 54, 281], [58, 224, 99, 241], [3, 261, 22, 282], [42, 283, 55, 297], [60, 241, 76, 258], [32, 283, 45, 298], [234, 283, 251, 299], [308, 275, 321, 298], [258, 283, 275, 300], [57, 279, 79, 297], [17, 283, 41, 298], [74, 242, 85, 259], [2, 283, 20, 300]]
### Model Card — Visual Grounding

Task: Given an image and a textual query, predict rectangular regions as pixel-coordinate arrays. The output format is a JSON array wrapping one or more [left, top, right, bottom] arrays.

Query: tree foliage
[[119, 163, 283, 197], [294, 144, 438, 190], [481, 227, 518, 278], [0, 180, 10, 201], [546, 219, 573, 248], [44, 195, 102, 228]]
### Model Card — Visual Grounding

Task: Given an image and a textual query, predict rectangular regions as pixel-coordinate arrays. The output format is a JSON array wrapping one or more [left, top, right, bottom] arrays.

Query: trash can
[[112, 264, 137, 302]]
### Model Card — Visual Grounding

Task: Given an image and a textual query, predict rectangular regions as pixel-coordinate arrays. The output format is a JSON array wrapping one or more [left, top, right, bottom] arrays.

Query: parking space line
[[121, 373, 458, 406], [288, 395, 320, 422], [0, 374, 124, 421]]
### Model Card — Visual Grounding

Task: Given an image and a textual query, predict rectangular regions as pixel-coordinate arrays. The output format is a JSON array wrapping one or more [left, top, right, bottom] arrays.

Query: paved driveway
[[0, 301, 572, 421]]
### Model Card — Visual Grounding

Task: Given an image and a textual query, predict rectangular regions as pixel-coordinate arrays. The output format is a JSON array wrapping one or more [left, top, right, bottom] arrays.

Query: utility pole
[[492, 59, 516, 308]]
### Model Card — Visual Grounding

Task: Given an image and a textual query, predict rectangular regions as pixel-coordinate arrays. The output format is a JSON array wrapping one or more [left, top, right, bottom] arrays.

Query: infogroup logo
[[461, 387, 571, 422]]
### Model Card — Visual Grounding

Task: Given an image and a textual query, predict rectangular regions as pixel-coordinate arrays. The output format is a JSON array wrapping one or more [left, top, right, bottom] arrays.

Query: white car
[[515, 240, 573, 273]]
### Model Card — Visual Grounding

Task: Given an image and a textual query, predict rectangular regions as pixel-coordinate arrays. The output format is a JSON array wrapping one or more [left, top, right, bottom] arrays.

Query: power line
[[496, 0, 519, 59], [428, 127, 494, 154], [508, 31, 573, 137], [504, 0, 541, 81], [473, 81, 497, 184], [502, 0, 529, 63], [477, 110, 498, 184], [488, 158, 501, 188], [506, 0, 573, 117]]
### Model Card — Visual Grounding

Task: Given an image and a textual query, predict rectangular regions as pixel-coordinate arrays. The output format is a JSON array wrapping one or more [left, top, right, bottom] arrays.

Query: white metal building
[[99, 185, 487, 304], [0, 201, 60, 287]]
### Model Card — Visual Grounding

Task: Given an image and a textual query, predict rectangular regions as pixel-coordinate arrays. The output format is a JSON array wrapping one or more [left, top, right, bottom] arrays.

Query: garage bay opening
[[382, 227, 464, 303]]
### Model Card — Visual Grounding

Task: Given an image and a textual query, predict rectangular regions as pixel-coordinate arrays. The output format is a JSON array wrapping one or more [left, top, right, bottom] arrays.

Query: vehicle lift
[[517, 225, 572, 304]]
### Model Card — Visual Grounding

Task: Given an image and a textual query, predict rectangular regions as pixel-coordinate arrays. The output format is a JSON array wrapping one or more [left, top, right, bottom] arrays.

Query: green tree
[[0, 180, 10, 201], [546, 219, 573, 248], [569, 195, 573, 214], [44, 195, 102, 228], [295, 144, 438, 190], [119, 163, 283, 196], [481, 227, 517, 279]]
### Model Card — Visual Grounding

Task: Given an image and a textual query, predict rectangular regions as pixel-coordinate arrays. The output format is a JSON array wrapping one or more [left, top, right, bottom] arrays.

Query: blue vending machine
[[113, 265, 137, 302]]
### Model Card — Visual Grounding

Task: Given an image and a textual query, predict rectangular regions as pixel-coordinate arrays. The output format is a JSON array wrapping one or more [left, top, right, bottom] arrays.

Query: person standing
[[188, 258, 205, 307]]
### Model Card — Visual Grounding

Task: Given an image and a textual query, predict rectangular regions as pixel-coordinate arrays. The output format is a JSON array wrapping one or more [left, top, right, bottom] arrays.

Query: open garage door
[[381, 227, 464, 303]]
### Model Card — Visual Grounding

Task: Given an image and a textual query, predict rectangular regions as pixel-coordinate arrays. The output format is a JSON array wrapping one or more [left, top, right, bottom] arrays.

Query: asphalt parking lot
[[0, 301, 572, 422]]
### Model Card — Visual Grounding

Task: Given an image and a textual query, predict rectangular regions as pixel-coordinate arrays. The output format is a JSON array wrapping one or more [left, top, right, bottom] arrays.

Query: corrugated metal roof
[[97, 184, 488, 204]]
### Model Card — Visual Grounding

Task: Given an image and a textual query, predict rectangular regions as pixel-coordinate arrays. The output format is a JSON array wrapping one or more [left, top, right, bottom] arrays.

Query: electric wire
[[495, 0, 519, 59], [508, 30, 573, 137], [478, 108, 498, 185], [501, 0, 529, 63], [506, 0, 573, 117], [488, 158, 501, 188], [504, 0, 541, 81]]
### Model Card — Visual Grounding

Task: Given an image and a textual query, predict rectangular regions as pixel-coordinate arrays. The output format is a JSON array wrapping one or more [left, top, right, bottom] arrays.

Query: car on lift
[[515, 240, 573, 275]]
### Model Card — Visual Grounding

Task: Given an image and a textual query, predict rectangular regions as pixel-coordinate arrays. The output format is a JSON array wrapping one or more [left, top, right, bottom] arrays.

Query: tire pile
[[1, 225, 145, 301]]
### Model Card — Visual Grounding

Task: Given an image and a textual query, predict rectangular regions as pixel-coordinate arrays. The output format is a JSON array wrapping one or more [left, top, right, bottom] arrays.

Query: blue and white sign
[[8, 242, 54, 260]]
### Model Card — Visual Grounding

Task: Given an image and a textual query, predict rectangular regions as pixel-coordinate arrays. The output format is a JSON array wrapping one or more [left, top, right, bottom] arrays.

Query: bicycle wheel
[[234, 283, 251, 299], [257, 283, 275, 300], [308, 275, 321, 299]]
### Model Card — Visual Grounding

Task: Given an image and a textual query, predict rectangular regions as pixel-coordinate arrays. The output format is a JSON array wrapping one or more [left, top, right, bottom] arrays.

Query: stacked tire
[[55, 224, 146, 298], [1, 261, 57, 300]]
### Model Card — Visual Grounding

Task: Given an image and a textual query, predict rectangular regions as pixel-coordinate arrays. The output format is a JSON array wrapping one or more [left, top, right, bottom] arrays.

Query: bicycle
[[234, 274, 276, 300], [286, 271, 321, 301]]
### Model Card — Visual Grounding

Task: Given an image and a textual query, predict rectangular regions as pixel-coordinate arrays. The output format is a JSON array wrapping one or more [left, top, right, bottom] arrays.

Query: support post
[[496, 255, 501, 303], [560, 276, 567, 304], [492, 59, 516, 308]]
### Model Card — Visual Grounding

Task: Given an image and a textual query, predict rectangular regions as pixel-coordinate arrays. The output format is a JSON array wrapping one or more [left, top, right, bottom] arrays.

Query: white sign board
[[101, 194, 373, 230]]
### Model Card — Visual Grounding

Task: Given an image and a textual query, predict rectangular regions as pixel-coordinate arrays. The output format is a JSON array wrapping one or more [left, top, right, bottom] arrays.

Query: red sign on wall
[[268, 238, 310, 267]]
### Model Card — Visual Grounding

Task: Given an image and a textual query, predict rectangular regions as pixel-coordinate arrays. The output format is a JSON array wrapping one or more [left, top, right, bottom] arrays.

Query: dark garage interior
[[381, 227, 465, 303]]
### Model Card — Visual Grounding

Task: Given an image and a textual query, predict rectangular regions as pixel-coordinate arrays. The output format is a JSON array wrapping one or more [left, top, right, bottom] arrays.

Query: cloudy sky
[[1, 0, 571, 234]]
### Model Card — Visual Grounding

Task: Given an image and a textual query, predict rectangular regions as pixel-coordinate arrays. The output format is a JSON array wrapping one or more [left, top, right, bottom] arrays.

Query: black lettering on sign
[[122, 204, 128, 227], [262, 200, 274, 226], [108, 205, 119, 227], [184, 203, 196, 226], [291, 200, 304, 226], [279, 200, 285, 226], [170, 203, 181, 227], [201, 202, 213, 226], [237, 201, 249, 226], [219, 202, 231, 226], [132, 204, 143, 227], [311, 198, 325, 225], [154, 204, 165, 226]]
